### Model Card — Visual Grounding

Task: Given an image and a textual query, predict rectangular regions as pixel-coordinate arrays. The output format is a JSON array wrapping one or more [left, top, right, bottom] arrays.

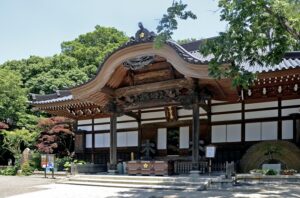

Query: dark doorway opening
[[167, 127, 179, 155]]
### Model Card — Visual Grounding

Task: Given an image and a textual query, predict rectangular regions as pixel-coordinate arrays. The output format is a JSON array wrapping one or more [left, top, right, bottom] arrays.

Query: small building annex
[[31, 25, 300, 174]]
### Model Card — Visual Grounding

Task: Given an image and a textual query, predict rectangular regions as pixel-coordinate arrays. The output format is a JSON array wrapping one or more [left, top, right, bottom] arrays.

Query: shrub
[[64, 160, 86, 172], [0, 166, 18, 176], [250, 169, 264, 174], [21, 162, 34, 176], [264, 169, 277, 175], [55, 156, 72, 171], [29, 152, 42, 171]]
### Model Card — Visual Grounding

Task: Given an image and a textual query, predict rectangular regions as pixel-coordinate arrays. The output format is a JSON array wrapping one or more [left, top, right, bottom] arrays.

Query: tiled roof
[[181, 40, 300, 73], [31, 40, 300, 104], [30, 90, 72, 104]]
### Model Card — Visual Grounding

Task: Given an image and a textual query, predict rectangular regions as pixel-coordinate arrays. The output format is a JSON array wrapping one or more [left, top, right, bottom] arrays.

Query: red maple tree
[[36, 117, 74, 157]]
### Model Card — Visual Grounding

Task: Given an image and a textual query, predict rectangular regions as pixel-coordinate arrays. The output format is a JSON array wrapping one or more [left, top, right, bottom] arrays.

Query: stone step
[[68, 177, 205, 187], [73, 174, 211, 182], [58, 174, 211, 191], [75, 174, 177, 181], [59, 180, 207, 191]]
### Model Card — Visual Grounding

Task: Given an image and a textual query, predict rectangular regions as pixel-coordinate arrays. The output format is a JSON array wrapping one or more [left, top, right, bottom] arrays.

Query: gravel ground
[[1, 176, 300, 198], [0, 176, 55, 198]]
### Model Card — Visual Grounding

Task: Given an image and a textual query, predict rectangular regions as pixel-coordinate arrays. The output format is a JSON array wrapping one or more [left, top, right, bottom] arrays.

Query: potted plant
[[281, 169, 297, 175]]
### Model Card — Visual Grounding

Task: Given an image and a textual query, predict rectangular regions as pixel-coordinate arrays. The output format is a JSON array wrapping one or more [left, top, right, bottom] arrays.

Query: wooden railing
[[212, 162, 227, 172], [174, 161, 208, 174], [174, 161, 229, 174]]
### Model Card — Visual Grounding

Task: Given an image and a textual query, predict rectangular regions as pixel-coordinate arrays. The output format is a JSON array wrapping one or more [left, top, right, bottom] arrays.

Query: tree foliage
[[0, 69, 27, 124], [155, 0, 197, 48], [36, 117, 74, 157], [1, 26, 128, 94], [1, 129, 38, 162], [159, 0, 300, 88], [200, 0, 300, 88]]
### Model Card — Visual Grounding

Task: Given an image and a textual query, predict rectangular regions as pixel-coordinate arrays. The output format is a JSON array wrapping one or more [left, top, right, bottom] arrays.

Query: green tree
[[177, 38, 197, 45], [158, 0, 300, 88], [155, 0, 196, 48], [200, 0, 300, 88], [1, 129, 38, 164], [1, 26, 128, 94], [0, 69, 27, 125], [61, 25, 128, 78]]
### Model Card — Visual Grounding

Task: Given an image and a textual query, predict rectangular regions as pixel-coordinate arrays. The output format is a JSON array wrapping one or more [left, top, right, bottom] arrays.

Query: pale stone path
[[1, 176, 300, 198]]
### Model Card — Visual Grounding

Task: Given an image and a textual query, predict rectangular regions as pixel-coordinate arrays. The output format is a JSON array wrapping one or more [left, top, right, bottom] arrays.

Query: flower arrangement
[[281, 169, 297, 175]]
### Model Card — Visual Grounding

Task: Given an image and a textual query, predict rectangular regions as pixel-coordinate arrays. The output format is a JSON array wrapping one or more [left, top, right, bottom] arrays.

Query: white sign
[[205, 146, 216, 158]]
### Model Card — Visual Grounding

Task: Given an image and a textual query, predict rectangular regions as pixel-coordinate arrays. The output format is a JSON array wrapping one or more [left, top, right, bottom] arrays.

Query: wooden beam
[[125, 111, 140, 121], [200, 103, 209, 112], [100, 86, 116, 97], [115, 78, 191, 97]]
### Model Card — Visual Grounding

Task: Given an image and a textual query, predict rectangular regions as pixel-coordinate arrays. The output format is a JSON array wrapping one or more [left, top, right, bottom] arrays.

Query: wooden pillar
[[278, 98, 282, 140], [109, 113, 117, 173], [241, 101, 245, 142], [91, 118, 95, 163], [207, 99, 212, 144], [137, 110, 142, 160], [191, 93, 200, 172]]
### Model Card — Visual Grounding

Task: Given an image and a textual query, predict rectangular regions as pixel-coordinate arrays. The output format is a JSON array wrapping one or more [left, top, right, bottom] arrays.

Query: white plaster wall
[[141, 111, 165, 119], [77, 119, 92, 125], [261, 122, 277, 140], [200, 107, 206, 113], [78, 125, 92, 131], [178, 109, 192, 116], [94, 124, 110, 131], [94, 118, 110, 124], [127, 131, 138, 147], [157, 128, 167, 149], [179, 126, 189, 149], [116, 132, 138, 147], [85, 134, 92, 148], [282, 108, 300, 116], [178, 117, 191, 121], [282, 99, 300, 106], [117, 115, 135, 122], [142, 119, 167, 124], [282, 120, 293, 139], [211, 100, 226, 104], [117, 132, 127, 147], [95, 133, 110, 148], [227, 124, 241, 142], [245, 110, 278, 119], [245, 101, 278, 110], [245, 123, 261, 141], [211, 125, 226, 143], [211, 113, 241, 122], [212, 103, 241, 113], [117, 122, 138, 129]]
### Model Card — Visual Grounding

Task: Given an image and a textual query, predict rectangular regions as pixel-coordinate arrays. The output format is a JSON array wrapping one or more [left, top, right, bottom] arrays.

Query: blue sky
[[0, 0, 226, 64]]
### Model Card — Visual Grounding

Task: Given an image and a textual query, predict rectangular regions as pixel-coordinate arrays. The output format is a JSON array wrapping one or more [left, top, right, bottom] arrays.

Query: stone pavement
[[1, 176, 300, 198], [0, 175, 55, 198]]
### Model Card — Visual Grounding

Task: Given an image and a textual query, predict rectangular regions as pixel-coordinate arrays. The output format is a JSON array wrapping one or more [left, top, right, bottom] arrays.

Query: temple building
[[31, 25, 300, 174]]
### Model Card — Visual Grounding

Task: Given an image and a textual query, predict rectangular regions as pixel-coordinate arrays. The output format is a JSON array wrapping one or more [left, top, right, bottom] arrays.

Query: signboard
[[41, 154, 47, 168], [47, 154, 55, 169], [205, 145, 216, 158], [41, 154, 55, 169]]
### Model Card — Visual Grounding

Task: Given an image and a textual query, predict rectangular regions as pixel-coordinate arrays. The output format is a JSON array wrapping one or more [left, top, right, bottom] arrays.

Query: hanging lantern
[[248, 89, 252, 96], [278, 86, 282, 93], [263, 87, 267, 95], [294, 84, 298, 92]]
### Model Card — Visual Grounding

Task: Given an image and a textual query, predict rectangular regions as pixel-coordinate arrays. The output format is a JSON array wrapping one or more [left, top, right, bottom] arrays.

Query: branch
[[265, 6, 300, 40]]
